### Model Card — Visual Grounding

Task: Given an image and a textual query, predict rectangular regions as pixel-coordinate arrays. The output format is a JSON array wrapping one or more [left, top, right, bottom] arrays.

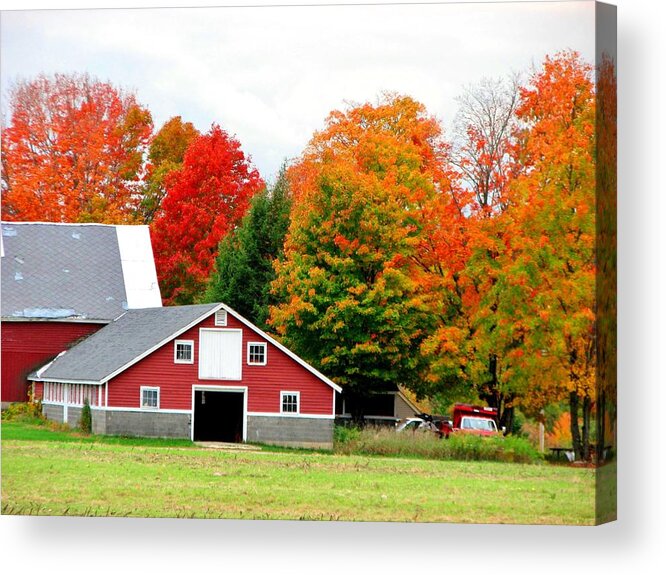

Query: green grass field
[[1, 421, 600, 524]]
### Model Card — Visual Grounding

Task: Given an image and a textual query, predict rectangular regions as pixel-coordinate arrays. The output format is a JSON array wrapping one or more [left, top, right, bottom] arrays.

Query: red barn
[[1, 222, 162, 405], [29, 303, 341, 448]]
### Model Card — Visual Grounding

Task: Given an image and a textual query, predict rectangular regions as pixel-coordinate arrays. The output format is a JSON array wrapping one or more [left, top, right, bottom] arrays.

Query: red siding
[[1, 321, 102, 402], [107, 312, 334, 415]]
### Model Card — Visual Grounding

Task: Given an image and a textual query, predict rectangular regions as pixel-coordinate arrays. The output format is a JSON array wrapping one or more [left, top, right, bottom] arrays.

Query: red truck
[[438, 403, 502, 438]]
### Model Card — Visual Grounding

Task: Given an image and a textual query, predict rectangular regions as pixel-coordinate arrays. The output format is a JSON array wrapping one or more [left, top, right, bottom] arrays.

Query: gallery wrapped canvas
[[1, 1, 616, 526]]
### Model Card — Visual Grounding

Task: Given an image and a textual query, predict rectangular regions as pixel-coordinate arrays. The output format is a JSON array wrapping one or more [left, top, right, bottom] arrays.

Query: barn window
[[174, 340, 194, 364], [214, 309, 228, 326], [141, 386, 160, 409], [281, 391, 299, 414], [247, 342, 267, 366]]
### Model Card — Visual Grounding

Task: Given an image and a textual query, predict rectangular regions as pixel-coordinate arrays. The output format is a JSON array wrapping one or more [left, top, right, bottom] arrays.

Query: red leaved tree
[[150, 124, 264, 305], [1, 73, 152, 223]]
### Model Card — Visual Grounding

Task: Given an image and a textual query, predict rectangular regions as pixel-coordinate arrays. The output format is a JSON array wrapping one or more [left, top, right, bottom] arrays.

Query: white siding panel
[[199, 329, 242, 380]]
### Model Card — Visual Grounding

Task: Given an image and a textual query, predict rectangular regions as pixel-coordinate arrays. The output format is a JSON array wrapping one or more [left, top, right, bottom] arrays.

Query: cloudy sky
[[1, 1, 595, 181]]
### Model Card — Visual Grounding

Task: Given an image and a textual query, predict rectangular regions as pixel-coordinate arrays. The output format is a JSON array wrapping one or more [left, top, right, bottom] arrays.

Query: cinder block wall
[[247, 416, 333, 449], [102, 411, 191, 438]]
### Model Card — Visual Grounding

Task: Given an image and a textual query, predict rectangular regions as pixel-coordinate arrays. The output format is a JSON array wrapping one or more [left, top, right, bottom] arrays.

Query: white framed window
[[174, 339, 194, 364], [247, 342, 267, 366], [141, 386, 160, 410], [281, 391, 300, 414], [214, 309, 228, 326]]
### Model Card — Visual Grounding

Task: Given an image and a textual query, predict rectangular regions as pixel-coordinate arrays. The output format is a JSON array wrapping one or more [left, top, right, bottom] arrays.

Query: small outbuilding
[[30, 303, 341, 449]]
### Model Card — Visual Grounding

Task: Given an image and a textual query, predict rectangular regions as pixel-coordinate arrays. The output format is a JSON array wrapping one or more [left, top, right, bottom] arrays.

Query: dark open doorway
[[193, 389, 244, 442]]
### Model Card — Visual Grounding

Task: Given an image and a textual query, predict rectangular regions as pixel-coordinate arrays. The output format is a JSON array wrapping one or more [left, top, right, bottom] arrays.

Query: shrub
[[333, 424, 361, 445], [2, 389, 44, 424], [79, 399, 92, 435]]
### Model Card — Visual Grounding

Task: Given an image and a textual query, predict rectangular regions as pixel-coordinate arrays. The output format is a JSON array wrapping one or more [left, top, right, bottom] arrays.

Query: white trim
[[55, 405, 192, 414], [191, 385, 248, 442], [198, 328, 243, 380], [248, 411, 335, 420], [140, 386, 160, 410], [28, 376, 103, 385], [220, 303, 342, 393], [63, 384, 69, 423], [105, 381, 108, 408], [246, 341, 267, 366], [33, 352, 66, 379], [174, 339, 194, 364], [280, 390, 300, 415]]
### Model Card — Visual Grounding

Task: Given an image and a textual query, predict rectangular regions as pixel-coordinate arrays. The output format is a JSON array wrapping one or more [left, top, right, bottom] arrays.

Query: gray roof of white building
[[1, 222, 161, 321], [31, 304, 220, 383]]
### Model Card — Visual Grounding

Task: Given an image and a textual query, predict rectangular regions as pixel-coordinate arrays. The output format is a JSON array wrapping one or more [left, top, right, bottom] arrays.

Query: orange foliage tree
[[270, 95, 459, 415], [1, 73, 152, 223], [150, 124, 264, 305], [139, 116, 200, 223], [488, 51, 597, 458]]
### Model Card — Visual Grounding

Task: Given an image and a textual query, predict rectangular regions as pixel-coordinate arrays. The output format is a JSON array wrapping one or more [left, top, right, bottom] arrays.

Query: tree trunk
[[596, 392, 606, 463], [499, 402, 514, 435], [582, 395, 592, 461], [569, 391, 583, 461]]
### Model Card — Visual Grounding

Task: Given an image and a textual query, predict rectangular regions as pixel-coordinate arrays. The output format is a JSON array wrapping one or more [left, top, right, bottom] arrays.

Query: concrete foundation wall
[[247, 415, 334, 449], [42, 404, 83, 428], [42, 405, 333, 447], [101, 410, 191, 438], [42, 404, 190, 438], [43, 403, 64, 422]]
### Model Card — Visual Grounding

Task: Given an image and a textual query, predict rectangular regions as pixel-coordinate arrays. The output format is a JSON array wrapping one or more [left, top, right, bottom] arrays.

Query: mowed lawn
[[1, 422, 599, 524]]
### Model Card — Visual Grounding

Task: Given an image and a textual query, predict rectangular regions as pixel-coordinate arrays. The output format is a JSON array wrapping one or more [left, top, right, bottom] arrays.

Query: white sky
[[0, 1, 595, 182]]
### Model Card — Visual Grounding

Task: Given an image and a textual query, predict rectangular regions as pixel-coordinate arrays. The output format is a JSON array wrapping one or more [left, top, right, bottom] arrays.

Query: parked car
[[396, 416, 443, 437]]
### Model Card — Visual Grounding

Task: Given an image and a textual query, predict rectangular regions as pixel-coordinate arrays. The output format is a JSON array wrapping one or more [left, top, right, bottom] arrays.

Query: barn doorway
[[193, 388, 245, 443]]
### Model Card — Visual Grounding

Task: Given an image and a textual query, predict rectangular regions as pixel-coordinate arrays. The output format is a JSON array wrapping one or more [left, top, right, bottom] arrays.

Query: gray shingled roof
[[2, 222, 128, 321], [31, 304, 220, 383]]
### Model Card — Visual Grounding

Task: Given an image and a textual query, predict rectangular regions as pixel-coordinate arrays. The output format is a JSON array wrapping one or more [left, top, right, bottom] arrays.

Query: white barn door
[[199, 329, 243, 380]]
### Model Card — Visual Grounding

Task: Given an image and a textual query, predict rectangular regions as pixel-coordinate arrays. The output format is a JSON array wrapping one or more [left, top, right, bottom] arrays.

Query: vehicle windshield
[[460, 417, 497, 431]]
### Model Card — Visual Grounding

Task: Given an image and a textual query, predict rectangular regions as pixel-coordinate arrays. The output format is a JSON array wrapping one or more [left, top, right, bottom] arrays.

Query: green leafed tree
[[269, 95, 454, 419], [204, 164, 292, 329]]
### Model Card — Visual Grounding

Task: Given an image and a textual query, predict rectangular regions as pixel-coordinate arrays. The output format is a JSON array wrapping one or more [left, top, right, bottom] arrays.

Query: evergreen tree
[[204, 165, 292, 329]]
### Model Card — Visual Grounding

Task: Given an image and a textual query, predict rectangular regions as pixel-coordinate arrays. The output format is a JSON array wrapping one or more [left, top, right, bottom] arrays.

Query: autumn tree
[[269, 95, 455, 418], [489, 51, 597, 459], [1, 73, 152, 223], [150, 124, 264, 305], [139, 116, 199, 223], [451, 75, 520, 213], [204, 164, 292, 328], [421, 76, 523, 431]]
